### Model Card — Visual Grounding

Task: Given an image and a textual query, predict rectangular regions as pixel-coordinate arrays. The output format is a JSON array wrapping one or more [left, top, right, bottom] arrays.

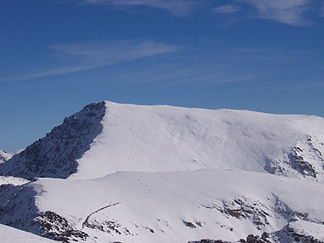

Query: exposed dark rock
[[280, 222, 324, 243], [189, 231, 272, 243], [189, 240, 228, 243], [37, 211, 88, 242], [182, 220, 197, 228], [264, 136, 324, 179], [220, 198, 270, 229], [0, 102, 106, 179]]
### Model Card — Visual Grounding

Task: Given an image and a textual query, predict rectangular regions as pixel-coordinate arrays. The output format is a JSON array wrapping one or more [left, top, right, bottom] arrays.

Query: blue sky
[[1, 0, 324, 152]]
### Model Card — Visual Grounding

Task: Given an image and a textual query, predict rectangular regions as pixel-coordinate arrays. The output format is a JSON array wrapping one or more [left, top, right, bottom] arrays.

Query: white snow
[[289, 220, 324, 241], [71, 101, 324, 180], [0, 224, 56, 243], [0, 176, 29, 186], [31, 169, 324, 243]]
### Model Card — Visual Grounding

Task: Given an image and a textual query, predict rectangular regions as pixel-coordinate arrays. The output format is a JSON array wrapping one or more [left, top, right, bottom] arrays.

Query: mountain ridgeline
[[1, 101, 324, 181]]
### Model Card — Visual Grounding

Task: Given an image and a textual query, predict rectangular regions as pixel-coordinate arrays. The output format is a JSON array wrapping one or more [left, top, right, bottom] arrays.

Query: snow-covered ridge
[[3, 101, 324, 181], [75, 101, 324, 180]]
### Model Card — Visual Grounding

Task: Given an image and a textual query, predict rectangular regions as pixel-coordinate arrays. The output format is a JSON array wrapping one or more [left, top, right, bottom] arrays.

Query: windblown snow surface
[[1, 101, 324, 243]]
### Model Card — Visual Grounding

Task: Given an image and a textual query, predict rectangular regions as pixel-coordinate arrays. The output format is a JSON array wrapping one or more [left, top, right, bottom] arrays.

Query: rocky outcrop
[[0, 102, 106, 179], [189, 220, 324, 243], [202, 197, 271, 230], [265, 136, 324, 179], [37, 211, 88, 243], [189, 232, 272, 243]]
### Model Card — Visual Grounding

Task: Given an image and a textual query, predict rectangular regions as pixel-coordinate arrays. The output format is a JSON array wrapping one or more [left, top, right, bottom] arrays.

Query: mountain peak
[[1, 101, 324, 181]]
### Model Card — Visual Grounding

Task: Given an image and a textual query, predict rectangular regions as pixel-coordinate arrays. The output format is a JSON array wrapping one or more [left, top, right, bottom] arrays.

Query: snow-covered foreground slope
[[0, 224, 56, 243], [1, 170, 324, 242], [1, 101, 324, 181], [1, 101, 324, 242]]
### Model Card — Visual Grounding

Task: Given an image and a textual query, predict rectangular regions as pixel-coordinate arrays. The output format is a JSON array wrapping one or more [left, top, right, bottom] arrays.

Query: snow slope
[[73, 102, 324, 180], [0, 224, 56, 243], [1, 169, 324, 243], [1, 101, 324, 243]]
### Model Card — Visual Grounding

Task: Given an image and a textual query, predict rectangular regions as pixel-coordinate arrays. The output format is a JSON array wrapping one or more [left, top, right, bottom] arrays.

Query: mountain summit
[[1, 101, 324, 181], [1, 101, 324, 243]]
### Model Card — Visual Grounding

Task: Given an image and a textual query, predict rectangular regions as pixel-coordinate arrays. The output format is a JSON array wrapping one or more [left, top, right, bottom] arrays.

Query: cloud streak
[[234, 0, 311, 26], [81, 0, 316, 26], [82, 0, 196, 16], [1, 40, 178, 81], [212, 4, 240, 14]]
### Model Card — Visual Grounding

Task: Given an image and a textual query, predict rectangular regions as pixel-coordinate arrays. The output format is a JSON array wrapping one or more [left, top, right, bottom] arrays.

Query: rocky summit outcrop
[[0, 102, 106, 179]]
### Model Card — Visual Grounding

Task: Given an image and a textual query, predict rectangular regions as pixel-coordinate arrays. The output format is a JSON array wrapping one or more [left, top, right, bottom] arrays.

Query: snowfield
[[1, 101, 324, 242]]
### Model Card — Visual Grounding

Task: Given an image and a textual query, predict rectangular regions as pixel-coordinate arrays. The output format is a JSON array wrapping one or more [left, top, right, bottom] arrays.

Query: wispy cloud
[[212, 4, 240, 14], [81, 0, 196, 16], [91, 43, 307, 87], [78, 0, 318, 26], [235, 0, 311, 26], [1, 40, 177, 81]]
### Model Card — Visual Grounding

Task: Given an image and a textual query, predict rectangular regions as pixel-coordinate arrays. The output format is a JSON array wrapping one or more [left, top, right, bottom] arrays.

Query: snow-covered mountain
[[1, 101, 324, 243], [2, 101, 324, 181]]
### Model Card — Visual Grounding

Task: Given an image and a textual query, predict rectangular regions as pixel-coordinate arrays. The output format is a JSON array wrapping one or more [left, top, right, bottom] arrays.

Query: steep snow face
[[0, 102, 106, 179], [2, 170, 324, 243], [0, 150, 12, 163], [0, 224, 56, 243], [72, 102, 324, 180]]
